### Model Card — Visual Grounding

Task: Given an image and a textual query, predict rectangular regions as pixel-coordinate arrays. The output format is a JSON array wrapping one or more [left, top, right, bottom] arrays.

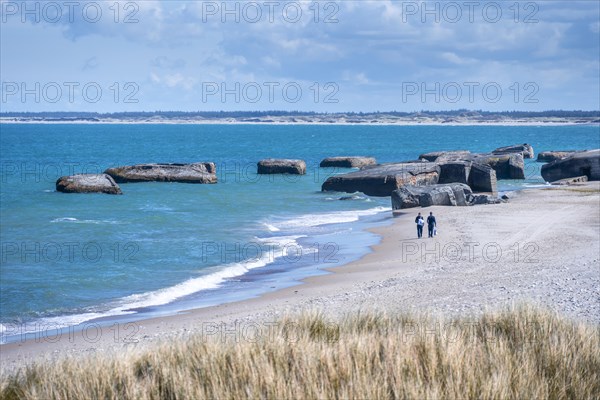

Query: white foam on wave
[[119, 259, 267, 310], [140, 204, 174, 212], [37, 312, 122, 331], [271, 206, 390, 230], [52, 217, 78, 222], [51, 217, 122, 225], [0, 312, 128, 343], [522, 183, 550, 189], [115, 235, 305, 310], [263, 223, 281, 232], [256, 234, 305, 243]]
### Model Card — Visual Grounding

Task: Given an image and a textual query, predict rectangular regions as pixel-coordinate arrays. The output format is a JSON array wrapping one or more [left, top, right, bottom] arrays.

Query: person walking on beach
[[427, 212, 437, 238], [415, 212, 424, 238]]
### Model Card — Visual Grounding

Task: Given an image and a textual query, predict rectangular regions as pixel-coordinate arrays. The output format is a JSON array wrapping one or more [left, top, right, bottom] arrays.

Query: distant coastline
[[1, 110, 599, 125]]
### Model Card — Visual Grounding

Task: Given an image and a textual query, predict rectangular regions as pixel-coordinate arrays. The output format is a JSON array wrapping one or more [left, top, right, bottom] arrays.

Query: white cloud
[[261, 56, 281, 69], [342, 71, 370, 85], [1, 0, 598, 111], [440, 52, 465, 65], [163, 73, 197, 90]]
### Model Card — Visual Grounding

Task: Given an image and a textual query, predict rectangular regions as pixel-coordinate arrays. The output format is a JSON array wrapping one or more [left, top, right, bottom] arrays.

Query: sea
[[1, 123, 598, 343]]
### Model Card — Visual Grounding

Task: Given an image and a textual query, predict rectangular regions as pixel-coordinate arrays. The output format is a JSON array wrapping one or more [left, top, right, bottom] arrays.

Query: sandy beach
[[2, 182, 599, 374]]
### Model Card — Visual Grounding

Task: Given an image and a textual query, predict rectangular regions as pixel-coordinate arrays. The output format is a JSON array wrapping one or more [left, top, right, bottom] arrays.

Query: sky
[[1, 0, 599, 112]]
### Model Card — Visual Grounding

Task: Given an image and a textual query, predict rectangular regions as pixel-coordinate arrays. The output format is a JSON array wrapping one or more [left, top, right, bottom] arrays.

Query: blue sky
[[1, 1, 599, 112]]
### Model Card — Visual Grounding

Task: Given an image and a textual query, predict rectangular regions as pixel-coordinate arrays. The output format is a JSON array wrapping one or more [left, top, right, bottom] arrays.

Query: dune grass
[[1, 306, 599, 399]]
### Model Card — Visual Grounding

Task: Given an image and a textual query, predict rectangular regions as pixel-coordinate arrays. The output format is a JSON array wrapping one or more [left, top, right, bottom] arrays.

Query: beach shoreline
[[1, 182, 599, 374]]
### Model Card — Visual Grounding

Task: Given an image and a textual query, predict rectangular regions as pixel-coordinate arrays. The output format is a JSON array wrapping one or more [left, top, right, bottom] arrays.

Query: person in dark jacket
[[427, 212, 436, 238], [415, 213, 424, 238]]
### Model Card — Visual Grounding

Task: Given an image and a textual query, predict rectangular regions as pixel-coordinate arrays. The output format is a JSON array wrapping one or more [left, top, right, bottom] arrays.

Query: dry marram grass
[[1, 306, 599, 399]]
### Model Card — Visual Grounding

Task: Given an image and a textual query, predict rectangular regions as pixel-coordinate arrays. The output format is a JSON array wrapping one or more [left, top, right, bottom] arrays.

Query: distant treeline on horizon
[[1, 110, 599, 119]]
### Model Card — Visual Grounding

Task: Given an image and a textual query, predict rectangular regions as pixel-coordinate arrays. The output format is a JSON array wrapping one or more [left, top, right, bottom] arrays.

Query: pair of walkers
[[415, 212, 436, 238]]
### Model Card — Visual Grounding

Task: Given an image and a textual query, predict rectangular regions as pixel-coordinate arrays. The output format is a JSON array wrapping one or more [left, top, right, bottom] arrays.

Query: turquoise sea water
[[1, 123, 599, 341]]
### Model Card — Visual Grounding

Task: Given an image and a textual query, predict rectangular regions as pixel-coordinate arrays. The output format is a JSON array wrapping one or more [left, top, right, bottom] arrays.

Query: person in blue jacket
[[415, 212, 424, 238], [427, 212, 437, 238]]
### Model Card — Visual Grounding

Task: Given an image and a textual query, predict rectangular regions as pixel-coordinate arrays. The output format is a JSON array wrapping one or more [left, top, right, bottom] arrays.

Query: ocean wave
[[523, 183, 551, 188], [0, 234, 305, 341], [140, 204, 174, 212], [104, 235, 301, 313], [268, 207, 390, 230], [51, 217, 122, 225], [263, 223, 281, 232], [51, 217, 79, 222], [0, 312, 124, 343], [339, 195, 364, 200], [12, 208, 389, 341], [255, 234, 306, 245]]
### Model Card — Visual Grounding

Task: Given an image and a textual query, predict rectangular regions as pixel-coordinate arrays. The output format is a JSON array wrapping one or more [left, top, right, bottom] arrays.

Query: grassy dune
[[2, 306, 599, 399]]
